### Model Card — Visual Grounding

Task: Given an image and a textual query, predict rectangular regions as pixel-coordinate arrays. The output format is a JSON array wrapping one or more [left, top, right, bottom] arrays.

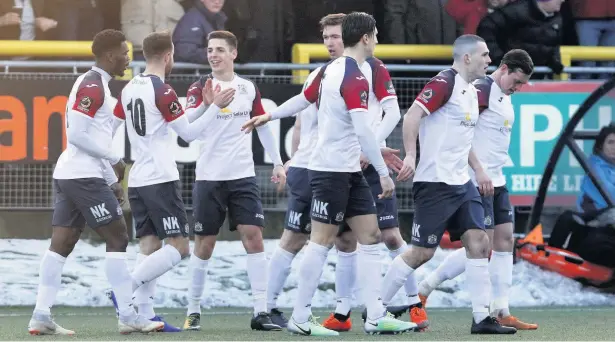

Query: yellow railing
[[0, 40, 134, 80], [292, 43, 615, 83]]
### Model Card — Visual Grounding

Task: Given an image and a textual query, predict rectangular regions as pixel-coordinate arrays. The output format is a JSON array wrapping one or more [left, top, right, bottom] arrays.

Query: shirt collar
[[91, 66, 112, 83]]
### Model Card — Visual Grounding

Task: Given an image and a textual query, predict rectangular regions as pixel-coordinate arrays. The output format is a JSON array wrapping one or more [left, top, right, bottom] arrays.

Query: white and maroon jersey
[[361, 57, 397, 147], [114, 74, 185, 187], [185, 73, 266, 181], [302, 56, 370, 173], [289, 67, 320, 169], [413, 68, 480, 185], [53, 67, 117, 180], [471, 76, 514, 187]]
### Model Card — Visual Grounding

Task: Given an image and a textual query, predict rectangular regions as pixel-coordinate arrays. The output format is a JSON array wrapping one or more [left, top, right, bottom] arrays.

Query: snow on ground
[[1, 239, 615, 309]]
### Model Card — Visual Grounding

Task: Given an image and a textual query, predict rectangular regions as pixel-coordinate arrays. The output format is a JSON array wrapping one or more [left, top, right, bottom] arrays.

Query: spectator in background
[[173, 0, 226, 64], [47, 0, 103, 41], [121, 0, 185, 60], [477, 0, 564, 77], [569, 0, 615, 79], [0, 0, 56, 40], [385, 0, 459, 45], [446, 0, 512, 35], [577, 124, 615, 213]]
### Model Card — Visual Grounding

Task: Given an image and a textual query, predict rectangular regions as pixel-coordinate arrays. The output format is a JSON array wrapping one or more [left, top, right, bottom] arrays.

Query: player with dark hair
[[382, 34, 516, 334], [28, 29, 165, 335], [417, 49, 538, 331], [181, 30, 285, 332], [243, 12, 415, 336], [106, 30, 233, 332], [263, 13, 350, 329]]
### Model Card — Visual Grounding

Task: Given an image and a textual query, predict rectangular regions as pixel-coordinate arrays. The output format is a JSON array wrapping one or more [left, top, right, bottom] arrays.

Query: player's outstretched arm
[[241, 93, 312, 133], [469, 148, 494, 196], [375, 98, 402, 144], [185, 79, 214, 123], [171, 104, 222, 142]]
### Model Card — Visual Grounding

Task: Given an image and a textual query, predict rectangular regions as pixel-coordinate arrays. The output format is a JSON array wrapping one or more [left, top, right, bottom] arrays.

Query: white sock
[[105, 252, 136, 319], [334, 250, 357, 316], [292, 242, 329, 323], [419, 247, 467, 297], [33, 250, 66, 314], [247, 252, 268, 316], [187, 254, 209, 315], [131, 245, 181, 290], [267, 247, 295, 311], [489, 251, 513, 317], [382, 256, 415, 306], [358, 244, 386, 321], [466, 258, 490, 323], [389, 244, 420, 306], [133, 253, 157, 319]]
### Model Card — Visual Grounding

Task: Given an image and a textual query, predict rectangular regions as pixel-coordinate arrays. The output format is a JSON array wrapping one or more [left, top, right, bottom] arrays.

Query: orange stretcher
[[438, 225, 615, 289]]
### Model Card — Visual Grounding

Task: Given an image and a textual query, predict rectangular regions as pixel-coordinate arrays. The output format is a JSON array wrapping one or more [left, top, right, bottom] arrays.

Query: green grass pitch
[[2, 306, 613, 340]]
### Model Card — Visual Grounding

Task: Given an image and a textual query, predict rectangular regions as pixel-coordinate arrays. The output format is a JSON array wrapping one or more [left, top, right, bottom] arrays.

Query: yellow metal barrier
[[292, 43, 615, 83], [0, 40, 134, 80], [292, 44, 453, 83]]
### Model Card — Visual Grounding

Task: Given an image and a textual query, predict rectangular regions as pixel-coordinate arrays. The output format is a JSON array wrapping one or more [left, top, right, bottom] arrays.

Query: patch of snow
[[1, 239, 614, 309]]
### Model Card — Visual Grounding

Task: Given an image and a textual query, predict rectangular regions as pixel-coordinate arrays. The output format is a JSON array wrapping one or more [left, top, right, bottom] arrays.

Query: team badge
[[78, 96, 92, 111], [168, 100, 182, 116], [420, 89, 433, 102], [385, 80, 396, 95], [360, 90, 368, 107]]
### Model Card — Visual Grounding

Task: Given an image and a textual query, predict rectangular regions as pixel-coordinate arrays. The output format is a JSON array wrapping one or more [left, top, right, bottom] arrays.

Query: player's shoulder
[[430, 68, 457, 85], [365, 57, 386, 71], [76, 69, 105, 90], [234, 74, 260, 96], [472, 76, 495, 93]]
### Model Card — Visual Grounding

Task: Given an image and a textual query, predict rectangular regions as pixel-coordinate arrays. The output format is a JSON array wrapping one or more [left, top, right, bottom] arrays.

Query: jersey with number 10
[[114, 74, 185, 187]]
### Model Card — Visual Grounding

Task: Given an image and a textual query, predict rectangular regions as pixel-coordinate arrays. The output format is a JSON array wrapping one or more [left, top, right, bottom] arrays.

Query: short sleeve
[[155, 84, 185, 122], [185, 80, 204, 109], [113, 95, 125, 120], [414, 73, 455, 115], [303, 67, 326, 103], [250, 83, 266, 118], [72, 78, 105, 118], [474, 80, 492, 114], [341, 65, 369, 112], [368, 58, 397, 102]]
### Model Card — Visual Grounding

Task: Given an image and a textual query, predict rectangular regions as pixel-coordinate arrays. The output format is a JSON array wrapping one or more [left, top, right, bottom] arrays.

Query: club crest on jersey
[[360, 90, 368, 107], [78, 96, 92, 111], [420, 88, 433, 102], [168, 100, 182, 116], [187, 95, 197, 107], [385, 80, 396, 95], [237, 84, 247, 95]]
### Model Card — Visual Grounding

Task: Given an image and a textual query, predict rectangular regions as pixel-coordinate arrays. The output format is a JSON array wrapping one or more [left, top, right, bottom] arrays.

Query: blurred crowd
[[1, 0, 614, 76]]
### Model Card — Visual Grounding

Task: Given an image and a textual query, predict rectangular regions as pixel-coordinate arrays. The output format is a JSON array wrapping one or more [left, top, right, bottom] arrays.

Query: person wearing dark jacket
[[173, 0, 227, 65], [477, 0, 564, 76], [0, 0, 56, 40]]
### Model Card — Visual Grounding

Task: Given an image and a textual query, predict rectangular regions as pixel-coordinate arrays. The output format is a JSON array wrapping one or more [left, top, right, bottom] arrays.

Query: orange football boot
[[497, 315, 538, 330], [409, 304, 429, 331], [322, 313, 352, 332]]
